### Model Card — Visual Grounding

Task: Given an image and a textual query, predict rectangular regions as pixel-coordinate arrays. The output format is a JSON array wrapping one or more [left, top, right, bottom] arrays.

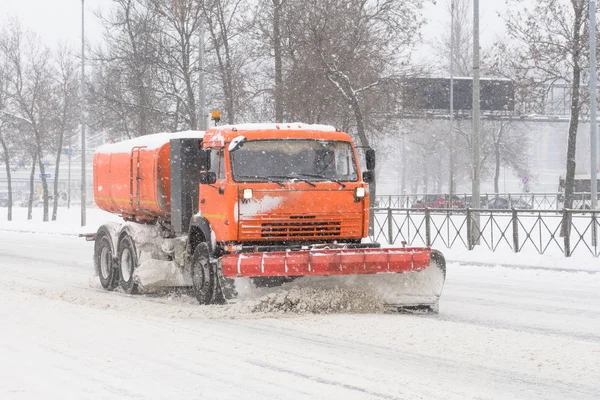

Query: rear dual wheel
[[94, 230, 118, 291], [117, 233, 139, 294]]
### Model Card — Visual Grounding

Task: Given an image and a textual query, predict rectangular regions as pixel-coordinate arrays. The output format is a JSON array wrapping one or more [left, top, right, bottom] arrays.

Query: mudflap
[[214, 262, 238, 304]]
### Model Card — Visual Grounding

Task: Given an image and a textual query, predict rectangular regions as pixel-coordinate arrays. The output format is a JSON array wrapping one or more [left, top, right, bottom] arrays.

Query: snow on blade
[[231, 267, 444, 315], [242, 285, 385, 314]]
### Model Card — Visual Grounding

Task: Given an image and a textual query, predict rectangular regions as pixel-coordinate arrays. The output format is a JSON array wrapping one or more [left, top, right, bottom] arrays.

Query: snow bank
[[0, 206, 121, 235], [440, 245, 600, 273]]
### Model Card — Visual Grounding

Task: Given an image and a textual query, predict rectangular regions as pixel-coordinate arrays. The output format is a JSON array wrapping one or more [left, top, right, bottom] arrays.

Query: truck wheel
[[118, 233, 139, 294], [191, 242, 215, 305], [94, 231, 117, 290]]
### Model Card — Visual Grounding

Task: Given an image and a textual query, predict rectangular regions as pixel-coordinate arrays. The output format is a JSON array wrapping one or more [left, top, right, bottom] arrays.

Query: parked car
[[464, 195, 489, 209], [411, 194, 465, 209], [487, 197, 533, 210]]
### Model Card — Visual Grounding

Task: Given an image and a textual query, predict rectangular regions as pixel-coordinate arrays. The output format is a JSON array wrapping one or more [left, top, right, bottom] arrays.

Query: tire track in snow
[[215, 319, 600, 400]]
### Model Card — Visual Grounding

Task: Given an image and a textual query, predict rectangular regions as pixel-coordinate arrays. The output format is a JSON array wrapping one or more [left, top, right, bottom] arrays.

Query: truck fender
[[117, 224, 146, 259], [188, 216, 215, 255]]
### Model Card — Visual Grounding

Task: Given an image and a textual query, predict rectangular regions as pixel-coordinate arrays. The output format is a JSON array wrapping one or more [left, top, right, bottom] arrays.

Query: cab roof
[[203, 123, 353, 147]]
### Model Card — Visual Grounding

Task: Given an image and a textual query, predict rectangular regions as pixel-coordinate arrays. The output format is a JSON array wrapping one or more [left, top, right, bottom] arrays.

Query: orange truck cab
[[90, 123, 445, 310], [197, 124, 371, 243]]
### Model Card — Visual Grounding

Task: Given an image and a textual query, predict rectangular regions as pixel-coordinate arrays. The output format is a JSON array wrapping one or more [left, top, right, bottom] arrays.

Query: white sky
[[2, 0, 508, 59], [417, 1, 508, 65], [1, 0, 110, 47]]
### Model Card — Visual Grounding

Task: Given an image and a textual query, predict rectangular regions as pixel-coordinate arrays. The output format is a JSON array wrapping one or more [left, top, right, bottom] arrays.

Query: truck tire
[[118, 233, 139, 294], [191, 242, 215, 305], [94, 230, 118, 290]]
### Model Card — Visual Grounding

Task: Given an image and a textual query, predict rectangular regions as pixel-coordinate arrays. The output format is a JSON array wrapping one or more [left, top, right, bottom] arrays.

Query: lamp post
[[471, 0, 481, 245], [590, 0, 598, 212], [198, 14, 206, 130], [81, 0, 86, 226], [448, 0, 455, 205], [590, 0, 598, 250]]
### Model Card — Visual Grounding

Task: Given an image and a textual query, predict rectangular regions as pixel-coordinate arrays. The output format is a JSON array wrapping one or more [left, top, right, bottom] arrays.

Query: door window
[[209, 149, 225, 180]]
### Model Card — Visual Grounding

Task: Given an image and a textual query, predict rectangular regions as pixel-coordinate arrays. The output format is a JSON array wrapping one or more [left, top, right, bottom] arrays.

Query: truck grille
[[239, 214, 362, 241], [261, 221, 341, 239]]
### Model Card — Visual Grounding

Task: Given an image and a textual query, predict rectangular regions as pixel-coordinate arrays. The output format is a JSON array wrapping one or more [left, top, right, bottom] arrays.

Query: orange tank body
[[93, 131, 205, 221]]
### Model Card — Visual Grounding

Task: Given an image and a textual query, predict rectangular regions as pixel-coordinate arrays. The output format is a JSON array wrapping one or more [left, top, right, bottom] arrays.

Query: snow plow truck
[[88, 123, 446, 312]]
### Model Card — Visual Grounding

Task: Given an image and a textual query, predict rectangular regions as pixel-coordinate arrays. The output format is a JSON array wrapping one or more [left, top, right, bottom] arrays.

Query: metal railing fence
[[370, 208, 600, 258]]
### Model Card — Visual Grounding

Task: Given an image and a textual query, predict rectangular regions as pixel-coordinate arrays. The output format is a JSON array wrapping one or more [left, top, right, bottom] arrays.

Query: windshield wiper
[[265, 175, 317, 187], [291, 173, 346, 188], [236, 174, 285, 188]]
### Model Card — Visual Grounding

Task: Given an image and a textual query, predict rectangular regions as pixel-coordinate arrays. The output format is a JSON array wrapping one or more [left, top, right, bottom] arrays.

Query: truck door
[[199, 148, 230, 240]]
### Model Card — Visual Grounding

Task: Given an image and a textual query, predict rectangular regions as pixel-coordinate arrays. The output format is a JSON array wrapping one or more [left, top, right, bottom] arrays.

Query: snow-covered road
[[1, 230, 599, 399]]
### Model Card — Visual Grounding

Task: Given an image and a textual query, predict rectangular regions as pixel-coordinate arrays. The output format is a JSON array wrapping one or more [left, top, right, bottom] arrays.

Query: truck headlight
[[243, 188, 253, 199], [355, 187, 365, 198]]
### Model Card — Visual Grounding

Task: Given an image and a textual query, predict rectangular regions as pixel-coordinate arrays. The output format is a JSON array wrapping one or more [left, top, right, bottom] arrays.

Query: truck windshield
[[230, 139, 358, 183]]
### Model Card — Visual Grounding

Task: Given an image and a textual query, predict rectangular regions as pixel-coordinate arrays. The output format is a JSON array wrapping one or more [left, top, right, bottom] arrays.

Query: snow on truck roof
[[204, 123, 348, 145], [95, 130, 205, 154], [95, 124, 342, 155], [212, 123, 337, 132]]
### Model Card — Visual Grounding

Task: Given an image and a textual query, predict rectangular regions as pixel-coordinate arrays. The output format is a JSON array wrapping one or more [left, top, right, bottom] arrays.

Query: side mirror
[[362, 170, 375, 183], [366, 148, 376, 170], [199, 171, 217, 185], [199, 149, 211, 171]]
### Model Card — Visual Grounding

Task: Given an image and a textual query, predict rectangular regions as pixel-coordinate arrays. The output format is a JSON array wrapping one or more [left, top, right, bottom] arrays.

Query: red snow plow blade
[[221, 247, 446, 312], [221, 247, 433, 278]]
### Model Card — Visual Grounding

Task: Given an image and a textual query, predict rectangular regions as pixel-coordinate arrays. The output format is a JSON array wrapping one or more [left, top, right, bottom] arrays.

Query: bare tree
[[1, 21, 55, 221], [150, 0, 203, 129], [271, 0, 284, 122], [484, 118, 530, 194], [0, 52, 14, 220], [49, 44, 79, 220], [432, 0, 473, 77], [91, 0, 167, 138], [505, 0, 589, 218], [293, 0, 425, 208], [202, 0, 255, 124]]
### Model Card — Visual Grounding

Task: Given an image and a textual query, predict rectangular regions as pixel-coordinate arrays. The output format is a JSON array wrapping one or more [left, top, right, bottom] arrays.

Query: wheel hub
[[120, 248, 133, 282], [192, 258, 206, 289], [100, 246, 111, 279]]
